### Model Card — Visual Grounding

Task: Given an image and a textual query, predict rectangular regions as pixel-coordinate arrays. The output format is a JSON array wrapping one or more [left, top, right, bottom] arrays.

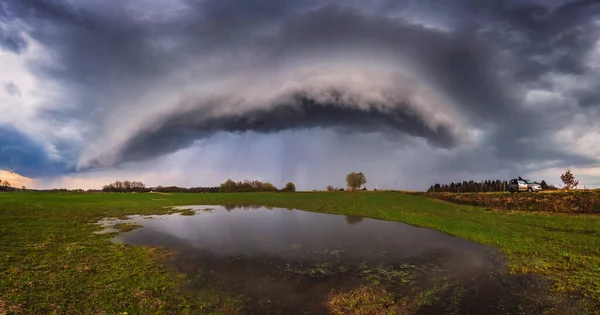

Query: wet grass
[[1, 191, 599, 313], [114, 223, 143, 232], [178, 209, 196, 216], [326, 285, 410, 315]]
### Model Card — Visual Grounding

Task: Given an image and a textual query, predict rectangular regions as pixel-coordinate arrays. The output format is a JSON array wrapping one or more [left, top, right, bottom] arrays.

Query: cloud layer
[[2, 0, 600, 189]]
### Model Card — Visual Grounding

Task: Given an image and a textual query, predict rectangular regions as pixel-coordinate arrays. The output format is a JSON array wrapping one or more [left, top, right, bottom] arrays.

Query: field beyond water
[[1, 191, 600, 314]]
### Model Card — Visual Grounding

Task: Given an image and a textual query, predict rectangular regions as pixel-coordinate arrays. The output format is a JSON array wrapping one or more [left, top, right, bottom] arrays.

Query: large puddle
[[97, 205, 559, 314]]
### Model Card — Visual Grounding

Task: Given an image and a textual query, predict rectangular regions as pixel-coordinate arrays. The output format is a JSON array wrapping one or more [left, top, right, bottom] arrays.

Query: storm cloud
[[2, 0, 600, 188]]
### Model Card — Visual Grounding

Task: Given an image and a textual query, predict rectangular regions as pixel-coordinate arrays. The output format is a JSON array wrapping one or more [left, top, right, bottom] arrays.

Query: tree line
[[0, 178, 28, 192], [101, 181, 222, 193], [219, 179, 296, 192], [427, 179, 558, 193], [100, 179, 297, 193], [151, 186, 220, 193], [102, 181, 147, 192]]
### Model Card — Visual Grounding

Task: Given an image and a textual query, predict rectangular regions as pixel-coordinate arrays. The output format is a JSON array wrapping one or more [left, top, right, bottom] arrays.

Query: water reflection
[[98, 205, 554, 314], [345, 215, 364, 225], [115, 206, 495, 267]]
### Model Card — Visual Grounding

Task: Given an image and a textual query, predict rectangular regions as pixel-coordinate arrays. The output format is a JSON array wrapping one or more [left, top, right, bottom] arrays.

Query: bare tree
[[560, 170, 579, 190]]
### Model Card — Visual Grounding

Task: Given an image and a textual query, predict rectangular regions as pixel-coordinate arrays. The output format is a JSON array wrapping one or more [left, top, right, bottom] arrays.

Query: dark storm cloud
[[2, 0, 600, 176], [0, 126, 65, 177], [0, 28, 26, 53], [117, 96, 458, 164], [492, 0, 600, 81]]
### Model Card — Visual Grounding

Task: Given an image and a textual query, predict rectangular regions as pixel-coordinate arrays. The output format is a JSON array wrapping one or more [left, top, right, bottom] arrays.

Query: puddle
[[96, 206, 561, 314]]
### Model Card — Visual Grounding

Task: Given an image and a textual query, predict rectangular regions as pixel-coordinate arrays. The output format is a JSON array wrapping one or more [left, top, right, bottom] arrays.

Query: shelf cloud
[[2, 0, 600, 189]]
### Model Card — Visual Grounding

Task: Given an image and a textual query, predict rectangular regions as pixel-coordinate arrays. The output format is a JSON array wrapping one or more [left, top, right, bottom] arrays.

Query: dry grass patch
[[326, 285, 411, 315]]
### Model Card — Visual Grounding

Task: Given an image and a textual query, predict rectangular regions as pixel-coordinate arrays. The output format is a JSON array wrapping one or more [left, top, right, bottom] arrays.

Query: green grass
[[178, 209, 196, 216], [114, 223, 143, 232], [1, 191, 599, 313]]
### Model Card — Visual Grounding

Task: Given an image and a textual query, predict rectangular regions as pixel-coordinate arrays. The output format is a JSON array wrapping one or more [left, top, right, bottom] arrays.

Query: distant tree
[[262, 182, 278, 192], [540, 180, 549, 190], [345, 172, 367, 191], [326, 185, 335, 192], [102, 180, 146, 192], [219, 179, 288, 193], [220, 179, 237, 192], [560, 170, 579, 190], [283, 182, 296, 192], [21, 186, 26, 190], [1, 180, 10, 187]]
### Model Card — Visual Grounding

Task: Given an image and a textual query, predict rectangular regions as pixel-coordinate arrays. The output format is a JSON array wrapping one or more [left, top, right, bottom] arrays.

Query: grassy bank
[[414, 191, 600, 213], [1, 191, 599, 313]]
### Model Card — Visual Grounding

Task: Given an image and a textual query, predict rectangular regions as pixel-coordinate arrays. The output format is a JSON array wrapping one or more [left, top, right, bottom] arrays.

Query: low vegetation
[[1, 191, 599, 313], [114, 223, 143, 232], [326, 285, 409, 315], [178, 209, 196, 216], [415, 190, 600, 214], [561, 169, 580, 190]]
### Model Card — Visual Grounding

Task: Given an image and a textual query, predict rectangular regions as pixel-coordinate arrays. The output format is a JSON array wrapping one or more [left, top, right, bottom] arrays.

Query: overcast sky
[[2, 0, 600, 190]]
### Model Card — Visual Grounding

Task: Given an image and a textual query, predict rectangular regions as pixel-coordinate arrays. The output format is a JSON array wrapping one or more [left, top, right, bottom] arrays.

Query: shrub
[[561, 170, 579, 190], [416, 191, 600, 214]]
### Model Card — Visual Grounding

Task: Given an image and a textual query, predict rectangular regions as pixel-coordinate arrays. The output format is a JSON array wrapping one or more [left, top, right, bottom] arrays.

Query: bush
[[415, 191, 600, 214], [561, 170, 579, 190]]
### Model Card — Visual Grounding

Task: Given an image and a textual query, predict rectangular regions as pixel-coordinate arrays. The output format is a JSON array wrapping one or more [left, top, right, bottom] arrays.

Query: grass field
[[1, 191, 600, 314]]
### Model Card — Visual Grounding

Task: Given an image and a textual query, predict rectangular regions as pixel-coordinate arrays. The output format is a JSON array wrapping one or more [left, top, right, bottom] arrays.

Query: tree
[[1, 180, 10, 187], [262, 182, 278, 191], [283, 182, 296, 192], [326, 185, 335, 192], [540, 180, 549, 190], [345, 172, 367, 191], [220, 179, 237, 192], [560, 170, 579, 190]]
